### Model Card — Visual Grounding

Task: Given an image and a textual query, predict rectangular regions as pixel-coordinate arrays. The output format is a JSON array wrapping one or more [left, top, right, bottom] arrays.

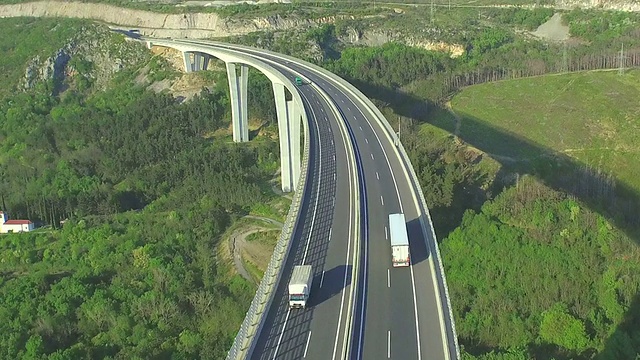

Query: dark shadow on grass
[[350, 80, 640, 359]]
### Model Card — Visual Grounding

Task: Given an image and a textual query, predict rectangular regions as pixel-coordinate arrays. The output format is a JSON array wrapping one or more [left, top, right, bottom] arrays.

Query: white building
[[0, 211, 35, 233]]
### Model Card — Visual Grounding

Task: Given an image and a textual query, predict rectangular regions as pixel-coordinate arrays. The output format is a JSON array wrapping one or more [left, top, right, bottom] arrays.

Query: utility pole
[[619, 43, 625, 75], [430, 0, 435, 23], [562, 43, 568, 73]]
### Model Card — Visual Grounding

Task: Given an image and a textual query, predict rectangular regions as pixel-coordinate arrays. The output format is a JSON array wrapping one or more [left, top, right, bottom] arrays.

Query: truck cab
[[295, 76, 303, 86]]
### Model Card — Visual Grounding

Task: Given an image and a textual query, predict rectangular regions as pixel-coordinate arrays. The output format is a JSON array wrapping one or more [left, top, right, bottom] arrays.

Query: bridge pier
[[182, 51, 211, 72], [273, 83, 302, 192], [227, 63, 250, 143]]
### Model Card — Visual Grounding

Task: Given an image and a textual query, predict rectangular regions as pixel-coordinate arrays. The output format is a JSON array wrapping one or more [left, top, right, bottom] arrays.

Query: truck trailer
[[389, 213, 411, 267], [288, 265, 313, 309]]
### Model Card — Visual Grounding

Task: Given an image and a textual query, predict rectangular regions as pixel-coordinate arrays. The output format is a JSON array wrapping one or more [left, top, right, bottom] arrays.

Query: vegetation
[[0, 19, 283, 358], [444, 176, 640, 359], [451, 70, 640, 194]]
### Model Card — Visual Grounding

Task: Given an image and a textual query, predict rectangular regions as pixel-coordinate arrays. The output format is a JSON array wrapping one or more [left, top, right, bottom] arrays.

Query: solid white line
[[304, 332, 312, 358], [387, 268, 390, 288], [381, 195, 384, 206], [320, 271, 326, 288], [272, 309, 291, 360], [376, 172, 380, 180], [332, 91, 357, 360], [301, 95, 324, 265], [385, 226, 388, 239], [387, 330, 391, 358], [409, 265, 422, 360]]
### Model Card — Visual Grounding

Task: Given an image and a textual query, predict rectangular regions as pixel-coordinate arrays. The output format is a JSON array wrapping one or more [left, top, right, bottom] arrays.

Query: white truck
[[288, 265, 313, 309], [389, 213, 411, 267]]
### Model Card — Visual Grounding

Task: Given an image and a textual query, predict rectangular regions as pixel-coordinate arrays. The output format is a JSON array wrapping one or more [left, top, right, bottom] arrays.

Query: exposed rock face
[[0, 1, 354, 39], [341, 28, 465, 58], [555, 0, 640, 11], [22, 26, 147, 91]]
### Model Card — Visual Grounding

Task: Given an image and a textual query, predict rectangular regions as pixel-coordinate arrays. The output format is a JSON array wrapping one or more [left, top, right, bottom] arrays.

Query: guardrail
[[324, 74, 462, 360], [176, 39, 459, 359], [221, 47, 462, 359], [226, 96, 312, 360], [332, 84, 462, 360]]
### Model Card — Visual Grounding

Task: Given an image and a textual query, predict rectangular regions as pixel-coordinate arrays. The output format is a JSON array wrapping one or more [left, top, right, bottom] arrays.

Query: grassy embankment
[[436, 70, 640, 359]]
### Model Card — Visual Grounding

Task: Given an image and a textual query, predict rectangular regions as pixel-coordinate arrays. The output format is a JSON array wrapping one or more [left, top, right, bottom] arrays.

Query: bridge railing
[[329, 77, 462, 360], [254, 52, 461, 359], [226, 99, 312, 360]]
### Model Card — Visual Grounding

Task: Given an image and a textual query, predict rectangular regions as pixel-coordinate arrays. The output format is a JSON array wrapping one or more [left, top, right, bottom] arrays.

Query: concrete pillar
[[194, 53, 203, 71], [273, 83, 302, 193], [202, 55, 210, 71], [287, 100, 301, 187], [182, 51, 193, 73], [227, 62, 249, 143]]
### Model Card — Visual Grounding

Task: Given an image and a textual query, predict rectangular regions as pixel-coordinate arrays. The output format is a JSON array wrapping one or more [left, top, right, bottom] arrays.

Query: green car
[[295, 77, 303, 86]]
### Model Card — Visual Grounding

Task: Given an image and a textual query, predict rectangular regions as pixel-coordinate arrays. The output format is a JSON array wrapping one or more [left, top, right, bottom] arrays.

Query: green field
[[450, 69, 640, 193]]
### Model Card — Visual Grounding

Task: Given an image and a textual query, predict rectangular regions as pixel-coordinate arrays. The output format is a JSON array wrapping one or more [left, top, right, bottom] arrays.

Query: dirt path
[[230, 216, 283, 283]]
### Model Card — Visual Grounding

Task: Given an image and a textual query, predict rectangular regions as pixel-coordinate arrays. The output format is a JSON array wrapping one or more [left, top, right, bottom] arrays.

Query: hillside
[[441, 70, 640, 359]]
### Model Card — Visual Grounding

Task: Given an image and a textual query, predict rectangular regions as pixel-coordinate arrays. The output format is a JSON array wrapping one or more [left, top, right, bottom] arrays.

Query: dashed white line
[[376, 172, 380, 180], [304, 332, 312, 358], [387, 331, 391, 358], [272, 310, 291, 360], [380, 196, 384, 206], [385, 226, 388, 239], [387, 268, 390, 288], [320, 271, 326, 288], [359, 126, 363, 131], [365, 138, 369, 144], [371, 153, 374, 160]]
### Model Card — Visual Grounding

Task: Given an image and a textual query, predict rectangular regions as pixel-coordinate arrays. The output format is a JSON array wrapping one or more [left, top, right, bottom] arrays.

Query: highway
[[166, 39, 453, 360]]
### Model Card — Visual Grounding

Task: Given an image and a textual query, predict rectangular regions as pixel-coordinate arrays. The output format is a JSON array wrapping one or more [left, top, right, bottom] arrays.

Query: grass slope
[[451, 70, 640, 193]]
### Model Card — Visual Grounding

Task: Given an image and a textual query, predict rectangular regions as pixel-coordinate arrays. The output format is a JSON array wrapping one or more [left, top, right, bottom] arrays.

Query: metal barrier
[[193, 40, 459, 360], [226, 99, 312, 360]]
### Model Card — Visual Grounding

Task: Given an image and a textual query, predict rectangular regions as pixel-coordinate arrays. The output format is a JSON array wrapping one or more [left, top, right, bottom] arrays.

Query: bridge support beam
[[182, 51, 211, 72], [273, 83, 301, 193], [227, 62, 249, 143]]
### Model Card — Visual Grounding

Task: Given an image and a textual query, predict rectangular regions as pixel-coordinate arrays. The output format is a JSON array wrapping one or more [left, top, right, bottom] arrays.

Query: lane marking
[[387, 268, 390, 288], [385, 226, 388, 240], [376, 172, 380, 180], [388, 331, 391, 358], [359, 126, 363, 131], [300, 93, 324, 265], [304, 332, 312, 358], [320, 271, 326, 288], [272, 309, 291, 360], [381, 195, 384, 206], [371, 153, 374, 160], [365, 138, 369, 144], [329, 228, 332, 241]]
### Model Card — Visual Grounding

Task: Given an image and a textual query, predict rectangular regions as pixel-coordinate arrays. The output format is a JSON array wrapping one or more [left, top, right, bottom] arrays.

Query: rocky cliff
[[0, 1, 354, 38]]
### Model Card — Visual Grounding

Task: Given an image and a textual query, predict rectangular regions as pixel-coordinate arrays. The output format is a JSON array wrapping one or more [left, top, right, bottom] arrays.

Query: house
[[0, 211, 35, 233]]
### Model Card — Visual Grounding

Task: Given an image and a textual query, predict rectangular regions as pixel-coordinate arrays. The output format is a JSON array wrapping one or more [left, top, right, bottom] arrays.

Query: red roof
[[4, 220, 32, 225]]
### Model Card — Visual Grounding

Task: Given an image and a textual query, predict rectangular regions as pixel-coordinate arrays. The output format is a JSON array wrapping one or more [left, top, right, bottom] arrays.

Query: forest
[[1, 5, 640, 359], [0, 19, 281, 358]]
